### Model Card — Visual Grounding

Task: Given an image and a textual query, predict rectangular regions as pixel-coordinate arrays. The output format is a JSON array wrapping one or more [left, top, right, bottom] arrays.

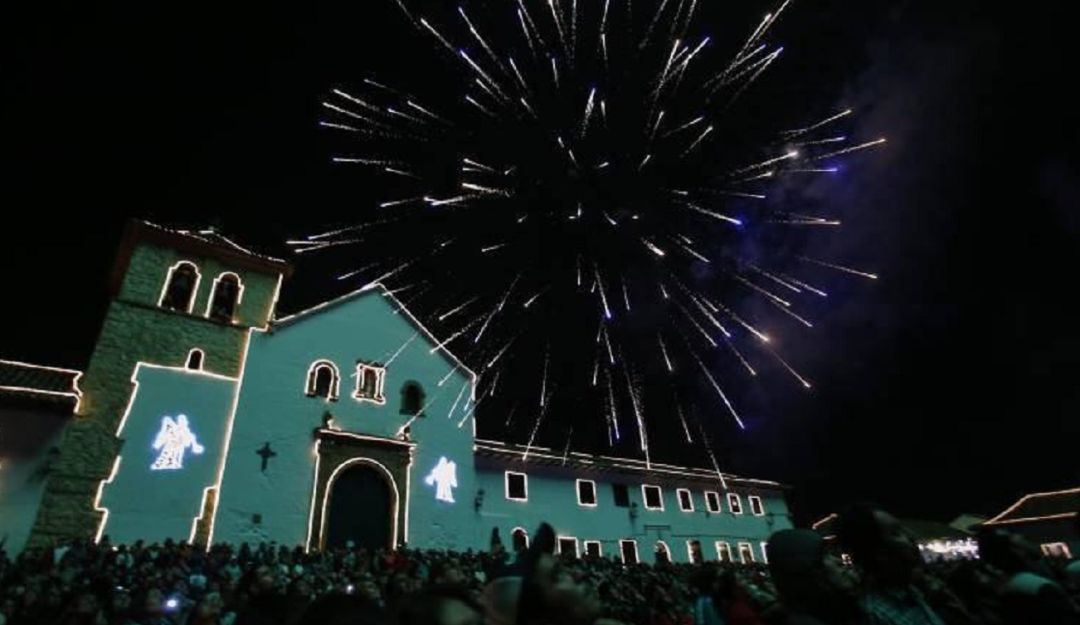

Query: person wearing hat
[[767, 529, 865, 625]]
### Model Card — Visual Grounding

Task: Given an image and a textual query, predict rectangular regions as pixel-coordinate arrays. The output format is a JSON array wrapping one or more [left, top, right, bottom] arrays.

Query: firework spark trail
[[561, 427, 575, 465], [438, 296, 480, 321], [523, 386, 554, 461], [658, 334, 674, 372], [598, 326, 613, 365], [721, 333, 758, 376], [678, 200, 742, 226], [811, 138, 887, 161], [766, 345, 813, 389], [689, 347, 745, 429], [621, 359, 651, 465], [447, 379, 470, 420], [674, 300, 718, 348], [486, 337, 517, 369], [751, 265, 804, 293], [429, 315, 486, 354], [781, 108, 853, 138], [384, 332, 420, 365], [539, 346, 549, 407], [695, 416, 729, 490], [799, 256, 879, 280], [709, 298, 771, 343], [782, 274, 829, 297], [420, 18, 457, 55], [675, 401, 693, 443]]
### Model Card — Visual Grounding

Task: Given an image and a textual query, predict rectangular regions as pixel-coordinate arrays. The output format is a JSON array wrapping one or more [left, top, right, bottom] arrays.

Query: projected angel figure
[[424, 456, 458, 503], [150, 414, 204, 471]]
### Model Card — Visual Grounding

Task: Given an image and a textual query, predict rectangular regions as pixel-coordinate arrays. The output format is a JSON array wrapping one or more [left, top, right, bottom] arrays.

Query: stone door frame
[[306, 429, 415, 551]]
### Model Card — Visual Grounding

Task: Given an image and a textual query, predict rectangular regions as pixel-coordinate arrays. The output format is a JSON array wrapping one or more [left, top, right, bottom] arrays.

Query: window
[[505, 471, 528, 501], [306, 361, 340, 400], [206, 272, 243, 323], [511, 527, 529, 552], [687, 540, 703, 564], [400, 381, 425, 416], [642, 485, 664, 511], [727, 493, 744, 515], [654, 541, 671, 564], [749, 495, 765, 516], [716, 542, 733, 562], [620, 540, 639, 565], [577, 479, 597, 507], [704, 491, 721, 513], [612, 483, 630, 508], [584, 540, 602, 559], [354, 363, 386, 404], [160, 262, 200, 313], [677, 488, 694, 512], [760, 542, 769, 564], [185, 349, 204, 371], [738, 542, 755, 564], [558, 537, 579, 558], [1040, 543, 1073, 559]]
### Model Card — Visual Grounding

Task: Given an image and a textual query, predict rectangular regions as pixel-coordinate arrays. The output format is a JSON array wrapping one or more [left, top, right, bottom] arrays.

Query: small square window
[[558, 537, 579, 558], [577, 479, 597, 507], [584, 541, 602, 558], [749, 495, 765, 516], [505, 472, 528, 501], [704, 491, 721, 513], [355, 363, 386, 404], [677, 488, 694, 512], [1041, 543, 1073, 559], [612, 483, 630, 508], [642, 485, 664, 511], [727, 493, 744, 515]]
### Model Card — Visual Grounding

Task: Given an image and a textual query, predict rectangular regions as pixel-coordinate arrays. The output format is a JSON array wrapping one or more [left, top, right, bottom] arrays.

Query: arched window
[[186, 349, 205, 371], [400, 381, 425, 416], [655, 541, 671, 565], [207, 273, 243, 323], [687, 540, 704, 564], [306, 361, 340, 400], [160, 262, 200, 313], [511, 527, 529, 553]]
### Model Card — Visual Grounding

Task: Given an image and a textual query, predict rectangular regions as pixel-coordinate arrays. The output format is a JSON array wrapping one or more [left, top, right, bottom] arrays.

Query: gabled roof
[[0, 359, 82, 407], [984, 487, 1080, 526], [272, 283, 477, 383]]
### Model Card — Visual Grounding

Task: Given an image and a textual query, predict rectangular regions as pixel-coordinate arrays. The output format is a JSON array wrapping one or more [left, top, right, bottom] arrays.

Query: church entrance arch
[[307, 429, 415, 551], [323, 459, 397, 550]]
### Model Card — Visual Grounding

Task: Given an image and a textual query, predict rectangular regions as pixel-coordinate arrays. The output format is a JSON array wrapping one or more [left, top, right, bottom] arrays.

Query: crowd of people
[[1, 505, 1077, 625]]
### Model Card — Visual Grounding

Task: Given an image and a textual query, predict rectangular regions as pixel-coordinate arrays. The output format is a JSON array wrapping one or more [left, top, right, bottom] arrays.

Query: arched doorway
[[323, 460, 398, 550]]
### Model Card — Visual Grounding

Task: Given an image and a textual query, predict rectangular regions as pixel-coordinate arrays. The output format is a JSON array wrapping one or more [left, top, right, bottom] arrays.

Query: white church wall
[[475, 463, 791, 564], [97, 364, 237, 545], [212, 289, 479, 550]]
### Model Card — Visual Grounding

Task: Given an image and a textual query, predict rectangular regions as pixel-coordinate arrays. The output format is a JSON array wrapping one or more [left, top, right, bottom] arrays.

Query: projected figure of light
[[150, 414, 204, 471], [424, 456, 458, 503]]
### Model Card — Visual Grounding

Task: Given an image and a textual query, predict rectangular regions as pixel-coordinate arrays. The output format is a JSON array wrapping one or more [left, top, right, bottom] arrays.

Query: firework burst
[[300, 0, 884, 466]]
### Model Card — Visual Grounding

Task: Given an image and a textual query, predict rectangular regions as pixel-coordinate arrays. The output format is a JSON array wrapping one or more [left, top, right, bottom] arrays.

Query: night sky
[[3, 0, 1076, 525]]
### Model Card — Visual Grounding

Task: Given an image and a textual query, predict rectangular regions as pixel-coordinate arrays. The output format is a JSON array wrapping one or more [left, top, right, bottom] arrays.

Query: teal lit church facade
[[27, 222, 792, 563]]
